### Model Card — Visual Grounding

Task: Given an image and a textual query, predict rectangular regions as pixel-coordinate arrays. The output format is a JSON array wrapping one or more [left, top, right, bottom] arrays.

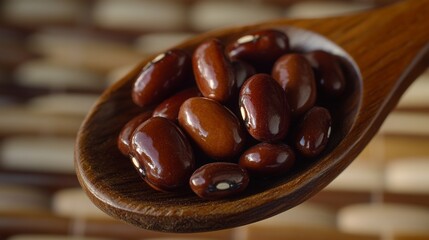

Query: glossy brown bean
[[130, 117, 195, 192], [192, 39, 235, 103], [178, 97, 245, 160], [226, 29, 289, 67], [239, 143, 295, 176], [295, 106, 332, 158], [305, 50, 346, 98], [225, 60, 256, 116], [272, 54, 317, 117], [153, 87, 201, 120], [132, 49, 191, 107], [239, 73, 290, 142], [189, 162, 249, 200], [232, 60, 256, 90], [117, 111, 152, 156]]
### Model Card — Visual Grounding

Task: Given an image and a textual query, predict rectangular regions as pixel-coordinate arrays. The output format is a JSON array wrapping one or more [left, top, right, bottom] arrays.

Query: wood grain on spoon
[[75, 0, 429, 233]]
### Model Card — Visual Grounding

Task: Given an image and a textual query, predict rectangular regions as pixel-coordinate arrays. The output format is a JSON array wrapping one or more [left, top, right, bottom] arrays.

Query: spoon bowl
[[75, 0, 429, 233]]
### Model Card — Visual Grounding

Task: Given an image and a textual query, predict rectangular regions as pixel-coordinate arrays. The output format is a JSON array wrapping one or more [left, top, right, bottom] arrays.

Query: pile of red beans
[[117, 29, 346, 200]]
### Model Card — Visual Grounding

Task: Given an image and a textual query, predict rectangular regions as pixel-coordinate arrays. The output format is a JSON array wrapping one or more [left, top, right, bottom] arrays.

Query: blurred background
[[0, 0, 428, 239]]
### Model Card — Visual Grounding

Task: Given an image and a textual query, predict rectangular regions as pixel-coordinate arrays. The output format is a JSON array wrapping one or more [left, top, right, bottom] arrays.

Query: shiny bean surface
[[117, 111, 152, 156], [132, 49, 191, 107], [226, 29, 289, 66], [189, 162, 249, 200], [239, 73, 290, 142], [178, 97, 245, 160], [305, 50, 346, 98], [239, 143, 295, 176], [131, 117, 195, 192], [272, 54, 317, 117], [295, 106, 332, 158], [193, 39, 235, 103], [153, 87, 201, 120], [225, 60, 256, 116], [232, 60, 256, 90]]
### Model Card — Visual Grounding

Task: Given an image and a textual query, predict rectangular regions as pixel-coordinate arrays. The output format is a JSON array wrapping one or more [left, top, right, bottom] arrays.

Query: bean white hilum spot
[[216, 182, 231, 190]]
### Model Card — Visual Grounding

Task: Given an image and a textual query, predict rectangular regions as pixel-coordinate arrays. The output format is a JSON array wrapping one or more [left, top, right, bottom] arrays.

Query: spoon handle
[[345, 0, 429, 90], [331, 0, 429, 164], [350, 0, 429, 126], [293, 0, 428, 85], [350, 0, 429, 127]]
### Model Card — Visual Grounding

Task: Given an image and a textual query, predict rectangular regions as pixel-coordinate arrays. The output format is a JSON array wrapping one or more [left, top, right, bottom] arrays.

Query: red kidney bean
[[130, 117, 195, 192], [132, 49, 191, 107], [272, 54, 317, 117], [193, 39, 235, 103], [178, 97, 245, 160], [239, 143, 295, 176], [189, 162, 249, 200], [295, 106, 332, 158], [305, 50, 346, 98], [239, 73, 290, 142], [226, 29, 289, 68], [225, 60, 256, 116], [117, 111, 152, 156], [232, 60, 256, 90], [153, 87, 202, 120]]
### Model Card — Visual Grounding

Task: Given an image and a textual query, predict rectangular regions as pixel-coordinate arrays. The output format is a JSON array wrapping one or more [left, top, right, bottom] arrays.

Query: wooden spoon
[[75, 0, 429, 233]]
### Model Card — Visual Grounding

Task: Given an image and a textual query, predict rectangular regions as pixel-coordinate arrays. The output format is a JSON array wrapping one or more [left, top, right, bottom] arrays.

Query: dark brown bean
[[295, 106, 332, 158], [305, 50, 346, 98], [272, 54, 317, 117], [117, 111, 152, 156], [226, 29, 289, 68], [193, 39, 235, 103], [130, 117, 195, 192], [239, 73, 290, 142], [132, 49, 191, 107], [178, 97, 245, 160], [239, 143, 295, 176], [225, 60, 256, 116], [153, 87, 201, 120], [189, 162, 249, 200], [232, 60, 256, 90]]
